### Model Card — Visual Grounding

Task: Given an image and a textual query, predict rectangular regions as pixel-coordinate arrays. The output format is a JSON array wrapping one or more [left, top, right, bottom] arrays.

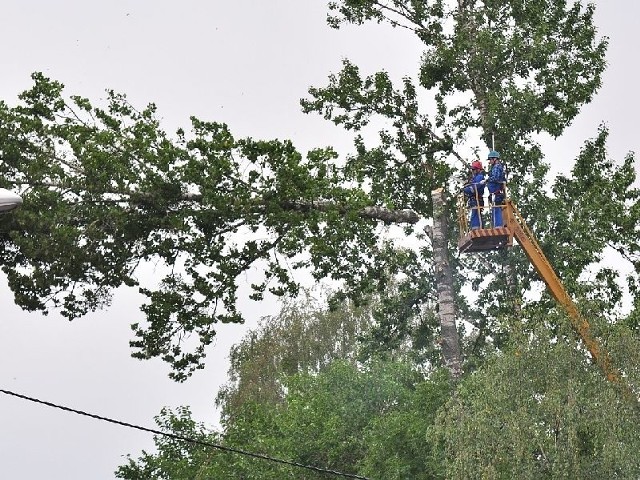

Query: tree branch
[[280, 199, 420, 224]]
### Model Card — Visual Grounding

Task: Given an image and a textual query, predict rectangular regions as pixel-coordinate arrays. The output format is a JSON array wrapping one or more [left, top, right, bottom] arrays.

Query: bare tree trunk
[[430, 188, 463, 379]]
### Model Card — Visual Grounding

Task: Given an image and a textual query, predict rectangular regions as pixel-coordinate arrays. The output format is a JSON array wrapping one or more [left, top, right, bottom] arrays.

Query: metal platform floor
[[458, 227, 511, 253]]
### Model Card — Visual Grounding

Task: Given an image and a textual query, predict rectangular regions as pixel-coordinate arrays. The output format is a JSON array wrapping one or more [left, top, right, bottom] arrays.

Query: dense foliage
[[1, 0, 628, 382], [117, 303, 453, 479], [435, 338, 640, 479], [0, 76, 422, 380], [118, 299, 640, 479], [3, 1, 640, 476]]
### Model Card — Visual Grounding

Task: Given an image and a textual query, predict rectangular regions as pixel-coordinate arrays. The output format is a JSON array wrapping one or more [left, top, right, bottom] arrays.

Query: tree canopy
[[117, 296, 452, 479], [117, 295, 640, 479], [1, 0, 638, 393], [4, 2, 640, 479]]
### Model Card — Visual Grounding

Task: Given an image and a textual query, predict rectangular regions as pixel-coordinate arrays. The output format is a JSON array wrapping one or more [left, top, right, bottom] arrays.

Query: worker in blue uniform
[[463, 160, 485, 229], [485, 150, 506, 227]]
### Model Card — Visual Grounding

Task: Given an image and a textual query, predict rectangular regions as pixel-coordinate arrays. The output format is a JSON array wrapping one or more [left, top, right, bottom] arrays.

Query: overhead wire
[[0, 388, 371, 480]]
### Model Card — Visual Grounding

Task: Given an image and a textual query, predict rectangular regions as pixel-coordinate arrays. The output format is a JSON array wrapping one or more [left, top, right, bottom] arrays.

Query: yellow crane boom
[[458, 196, 636, 402], [503, 200, 621, 385]]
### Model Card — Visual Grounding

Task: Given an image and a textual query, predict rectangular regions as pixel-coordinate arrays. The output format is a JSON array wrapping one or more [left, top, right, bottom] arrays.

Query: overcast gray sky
[[1, 1, 638, 479]]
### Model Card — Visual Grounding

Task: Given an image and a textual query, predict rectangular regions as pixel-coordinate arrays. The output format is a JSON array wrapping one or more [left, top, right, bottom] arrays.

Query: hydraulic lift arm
[[458, 194, 636, 404], [503, 200, 632, 394]]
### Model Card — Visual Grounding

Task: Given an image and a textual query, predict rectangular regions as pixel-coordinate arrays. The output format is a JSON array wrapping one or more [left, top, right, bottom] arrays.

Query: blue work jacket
[[487, 162, 506, 194], [464, 172, 485, 204]]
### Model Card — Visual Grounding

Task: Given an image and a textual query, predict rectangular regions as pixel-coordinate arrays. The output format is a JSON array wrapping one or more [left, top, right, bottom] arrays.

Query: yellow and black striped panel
[[469, 227, 510, 238], [458, 227, 512, 253]]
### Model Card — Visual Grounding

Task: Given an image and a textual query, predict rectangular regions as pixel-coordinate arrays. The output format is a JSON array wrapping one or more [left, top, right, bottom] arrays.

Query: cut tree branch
[[280, 199, 421, 224]]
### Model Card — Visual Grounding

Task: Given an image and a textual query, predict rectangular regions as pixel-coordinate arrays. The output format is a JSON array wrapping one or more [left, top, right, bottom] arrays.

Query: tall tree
[[310, 0, 610, 368], [1, 2, 628, 383]]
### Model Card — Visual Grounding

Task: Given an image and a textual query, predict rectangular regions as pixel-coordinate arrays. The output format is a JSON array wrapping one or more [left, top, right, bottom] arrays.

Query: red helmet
[[471, 160, 483, 170]]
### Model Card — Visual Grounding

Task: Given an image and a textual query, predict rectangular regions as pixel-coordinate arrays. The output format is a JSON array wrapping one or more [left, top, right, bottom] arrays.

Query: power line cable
[[0, 388, 370, 480]]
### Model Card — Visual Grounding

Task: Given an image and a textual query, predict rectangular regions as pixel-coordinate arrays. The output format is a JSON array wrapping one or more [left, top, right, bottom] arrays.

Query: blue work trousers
[[469, 199, 484, 229], [491, 193, 505, 227]]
